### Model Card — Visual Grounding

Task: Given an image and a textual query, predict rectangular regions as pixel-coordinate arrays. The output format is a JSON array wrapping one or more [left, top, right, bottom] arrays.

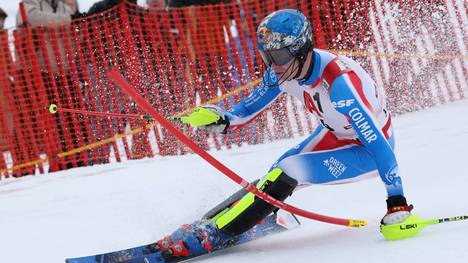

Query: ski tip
[[348, 219, 368, 228]]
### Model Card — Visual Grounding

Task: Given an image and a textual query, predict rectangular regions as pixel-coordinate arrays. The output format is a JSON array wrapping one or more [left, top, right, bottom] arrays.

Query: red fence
[[0, 0, 466, 178]]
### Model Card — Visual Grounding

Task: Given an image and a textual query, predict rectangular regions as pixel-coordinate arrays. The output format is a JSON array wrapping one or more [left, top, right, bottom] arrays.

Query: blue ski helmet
[[257, 9, 313, 69]]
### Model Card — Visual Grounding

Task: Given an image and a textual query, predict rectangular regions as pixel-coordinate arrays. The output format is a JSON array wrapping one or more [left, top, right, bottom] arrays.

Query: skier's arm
[[226, 68, 283, 127], [330, 71, 404, 197], [184, 68, 283, 132]]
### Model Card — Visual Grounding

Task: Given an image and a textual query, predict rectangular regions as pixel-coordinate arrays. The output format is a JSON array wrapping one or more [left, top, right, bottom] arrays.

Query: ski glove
[[380, 195, 428, 241], [181, 105, 230, 133], [381, 195, 413, 225]]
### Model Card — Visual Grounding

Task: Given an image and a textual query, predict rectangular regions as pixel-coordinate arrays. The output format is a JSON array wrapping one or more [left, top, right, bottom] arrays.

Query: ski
[[66, 211, 301, 263]]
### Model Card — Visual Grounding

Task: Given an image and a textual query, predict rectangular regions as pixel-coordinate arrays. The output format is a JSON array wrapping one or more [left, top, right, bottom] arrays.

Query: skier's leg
[[270, 125, 375, 171], [154, 127, 374, 259], [202, 179, 259, 220], [152, 168, 297, 259], [276, 144, 379, 186], [271, 124, 387, 186], [210, 128, 372, 238], [199, 127, 331, 223], [157, 127, 354, 253], [214, 167, 298, 236]]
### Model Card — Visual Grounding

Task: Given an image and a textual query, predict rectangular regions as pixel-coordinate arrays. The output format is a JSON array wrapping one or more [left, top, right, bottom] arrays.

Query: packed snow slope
[[1, 100, 467, 263]]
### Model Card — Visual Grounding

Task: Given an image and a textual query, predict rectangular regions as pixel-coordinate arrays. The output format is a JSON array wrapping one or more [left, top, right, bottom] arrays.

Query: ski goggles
[[259, 47, 295, 66]]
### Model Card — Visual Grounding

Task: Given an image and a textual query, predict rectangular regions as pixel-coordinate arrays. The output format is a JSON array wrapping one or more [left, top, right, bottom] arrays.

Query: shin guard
[[203, 179, 260, 220], [215, 168, 297, 236]]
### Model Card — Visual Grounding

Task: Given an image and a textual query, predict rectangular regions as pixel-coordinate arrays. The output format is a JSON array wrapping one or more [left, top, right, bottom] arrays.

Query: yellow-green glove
[[380, 195, 419, 240], [180, 105, 230, 133]]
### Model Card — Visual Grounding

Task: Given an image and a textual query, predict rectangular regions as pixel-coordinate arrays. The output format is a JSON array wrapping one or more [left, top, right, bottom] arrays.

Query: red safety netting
[[0, 0, 466, 178]]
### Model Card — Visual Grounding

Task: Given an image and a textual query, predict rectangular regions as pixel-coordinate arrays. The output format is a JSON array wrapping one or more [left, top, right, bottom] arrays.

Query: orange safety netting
[[0, 0, 466, 178]]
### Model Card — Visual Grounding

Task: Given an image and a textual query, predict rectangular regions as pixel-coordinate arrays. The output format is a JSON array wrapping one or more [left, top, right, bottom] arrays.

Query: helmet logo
[[258, 28, 291, 50], [258, 26, 269, 41]]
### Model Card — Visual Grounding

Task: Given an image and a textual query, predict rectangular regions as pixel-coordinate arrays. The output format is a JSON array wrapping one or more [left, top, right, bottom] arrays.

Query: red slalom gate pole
[[108, 69, 367, 228]]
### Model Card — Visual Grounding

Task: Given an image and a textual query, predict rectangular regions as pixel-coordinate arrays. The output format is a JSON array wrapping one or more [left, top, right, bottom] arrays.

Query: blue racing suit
[[159, 49, 406, 258], [225, 49, 403, 197]]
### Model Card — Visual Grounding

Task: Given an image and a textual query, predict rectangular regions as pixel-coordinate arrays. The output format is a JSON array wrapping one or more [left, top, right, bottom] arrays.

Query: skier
[[154, 9, 419, 260]]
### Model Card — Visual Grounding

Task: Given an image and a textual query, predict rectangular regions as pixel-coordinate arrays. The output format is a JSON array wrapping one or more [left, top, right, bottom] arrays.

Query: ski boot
[[147, 235, 173, 254], [147, 219, 234, 261]]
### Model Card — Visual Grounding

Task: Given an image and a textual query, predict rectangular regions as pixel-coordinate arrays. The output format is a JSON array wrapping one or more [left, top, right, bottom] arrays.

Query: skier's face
[[259, 47, 299, 83], [271, 58, 299, 83]]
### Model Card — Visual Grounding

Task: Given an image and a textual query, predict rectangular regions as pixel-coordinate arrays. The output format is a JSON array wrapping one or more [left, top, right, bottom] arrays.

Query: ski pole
[[48, 103, 151, 121], [430, 215, 468, 224], [381, 215, 468, 240], [108, 69, 367, 228]]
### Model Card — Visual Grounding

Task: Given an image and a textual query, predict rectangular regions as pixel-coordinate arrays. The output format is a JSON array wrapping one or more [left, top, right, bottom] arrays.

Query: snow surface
[[1, 100, 468, 263]]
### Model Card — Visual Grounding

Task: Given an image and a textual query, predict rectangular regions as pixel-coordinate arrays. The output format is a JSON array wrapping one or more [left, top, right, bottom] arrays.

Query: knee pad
[[214, 168, 298, 236]]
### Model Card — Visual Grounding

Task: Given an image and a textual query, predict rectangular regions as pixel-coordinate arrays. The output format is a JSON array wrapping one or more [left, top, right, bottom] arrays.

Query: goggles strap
[[293, 40, 313, 80], [278, 59, 300, 85]]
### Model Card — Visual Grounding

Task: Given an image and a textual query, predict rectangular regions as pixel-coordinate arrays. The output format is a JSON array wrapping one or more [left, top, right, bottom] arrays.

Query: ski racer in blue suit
[[152, 9, 418, 260]]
